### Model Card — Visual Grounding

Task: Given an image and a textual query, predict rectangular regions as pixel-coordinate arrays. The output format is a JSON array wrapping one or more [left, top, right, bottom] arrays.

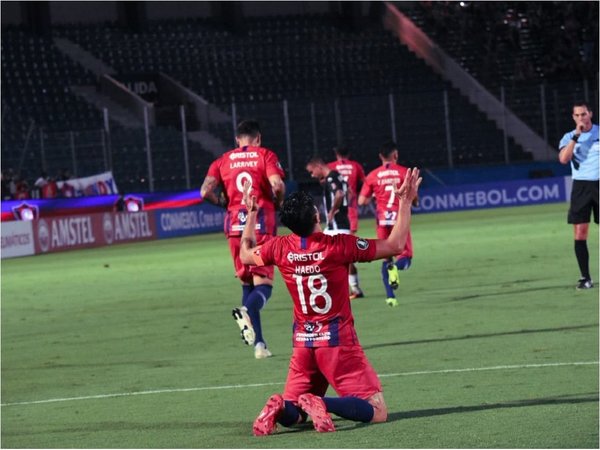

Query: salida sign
[[33, 211, 156, 254], [120, 73, 159, 102]]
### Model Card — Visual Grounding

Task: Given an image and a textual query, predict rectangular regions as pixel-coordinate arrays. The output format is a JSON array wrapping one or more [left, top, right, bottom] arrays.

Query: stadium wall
[[1, 176, 572, 259], [0, 1, 360, 25]]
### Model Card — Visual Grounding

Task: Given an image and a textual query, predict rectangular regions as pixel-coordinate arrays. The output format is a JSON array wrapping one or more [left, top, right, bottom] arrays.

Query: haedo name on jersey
[[288, 251, 324, 274]]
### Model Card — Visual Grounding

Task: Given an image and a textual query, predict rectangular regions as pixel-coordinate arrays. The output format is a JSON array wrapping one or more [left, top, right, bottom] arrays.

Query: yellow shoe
[[385, 298, 398, 307], [387, 263, 400, 290]]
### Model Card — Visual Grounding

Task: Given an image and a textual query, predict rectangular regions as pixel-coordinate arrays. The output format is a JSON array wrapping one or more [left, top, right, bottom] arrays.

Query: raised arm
[[559, 123, 585, 164], [239, 181, 260, 265], [373, 168, 422, 259]]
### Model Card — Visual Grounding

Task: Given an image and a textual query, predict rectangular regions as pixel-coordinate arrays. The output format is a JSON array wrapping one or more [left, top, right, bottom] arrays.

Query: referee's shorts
[[568, 179, 599, 224]]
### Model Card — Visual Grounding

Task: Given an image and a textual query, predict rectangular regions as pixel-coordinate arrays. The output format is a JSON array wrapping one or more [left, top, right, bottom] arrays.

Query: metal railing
[[2, 78, 596, 194]]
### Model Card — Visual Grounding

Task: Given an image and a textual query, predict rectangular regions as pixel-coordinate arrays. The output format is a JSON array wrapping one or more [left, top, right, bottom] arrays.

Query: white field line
[[2, 360, 597, 407]]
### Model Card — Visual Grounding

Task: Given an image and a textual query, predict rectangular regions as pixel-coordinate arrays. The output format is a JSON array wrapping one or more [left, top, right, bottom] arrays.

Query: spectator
[[1, 171, 12, 200]]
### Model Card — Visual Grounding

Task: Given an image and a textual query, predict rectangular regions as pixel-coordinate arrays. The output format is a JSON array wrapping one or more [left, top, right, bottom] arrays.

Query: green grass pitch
[[1, 202, 598, 448]]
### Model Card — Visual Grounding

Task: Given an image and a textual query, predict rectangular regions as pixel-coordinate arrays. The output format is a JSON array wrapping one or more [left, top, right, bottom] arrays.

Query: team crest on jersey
[[356, 238, 369, 250], [304, 321, 323, 333], [238, 211, 247, 223]]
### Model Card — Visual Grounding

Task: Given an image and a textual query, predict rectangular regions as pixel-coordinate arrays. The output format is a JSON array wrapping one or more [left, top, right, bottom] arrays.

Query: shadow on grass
[[363, 323, 598, 350], [448, 284, 574, 301], [386, 393, 599, 422]]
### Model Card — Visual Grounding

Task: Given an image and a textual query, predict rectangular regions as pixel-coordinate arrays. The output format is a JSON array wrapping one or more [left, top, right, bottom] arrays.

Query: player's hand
[[217, 191, 228, 208], [395, 168, 422, 204], [242, 180, 258, 212], [576, 123, 585, 135]]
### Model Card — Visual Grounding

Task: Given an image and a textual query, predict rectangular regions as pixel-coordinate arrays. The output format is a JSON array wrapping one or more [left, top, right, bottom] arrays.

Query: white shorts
[[323, 228, 351, 236]]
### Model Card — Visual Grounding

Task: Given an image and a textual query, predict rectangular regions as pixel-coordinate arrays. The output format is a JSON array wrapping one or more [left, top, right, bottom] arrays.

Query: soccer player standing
[[327, 146, 366, 234], [558, 101, 599, 290], [239, 168, 422, 435], [358, 141, 415, 307], [200, 120, 285, 358], [306, 156, 364, 299]]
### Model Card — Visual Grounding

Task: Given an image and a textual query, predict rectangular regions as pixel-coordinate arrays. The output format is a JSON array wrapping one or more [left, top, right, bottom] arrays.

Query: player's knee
[[367, 392, 388, 423]]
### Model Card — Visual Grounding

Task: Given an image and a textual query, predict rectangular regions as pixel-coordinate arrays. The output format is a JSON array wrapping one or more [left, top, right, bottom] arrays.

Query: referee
[[558, 101, 599, 290]]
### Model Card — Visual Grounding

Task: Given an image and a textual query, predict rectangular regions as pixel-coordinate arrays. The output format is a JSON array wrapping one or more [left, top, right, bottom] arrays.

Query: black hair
[[379, 140, 398, 158], [306, 156, 325, 166], [573, 101, 592, 112], [334, 146, 350, 157], [236, 120, 261, 138], [279, 191, 317, 237]]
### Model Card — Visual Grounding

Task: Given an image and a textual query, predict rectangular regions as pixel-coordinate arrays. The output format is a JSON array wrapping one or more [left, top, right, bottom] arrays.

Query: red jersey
[[360, 162, 413, 258], [327, 159, 365, 208], [360, 162, 409, 226], [206, 145, 284, 237], [253, 232, 377, 347]]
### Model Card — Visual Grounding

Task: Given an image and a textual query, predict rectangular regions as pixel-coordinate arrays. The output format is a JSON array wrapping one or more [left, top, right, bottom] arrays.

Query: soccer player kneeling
[[239, 168, 422, 434]]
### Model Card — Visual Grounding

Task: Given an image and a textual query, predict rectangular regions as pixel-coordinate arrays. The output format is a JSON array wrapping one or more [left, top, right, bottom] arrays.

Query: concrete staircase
[[53, 37, 115, 78], [383, 3, 555, 161], [71, 86, 143, 129]]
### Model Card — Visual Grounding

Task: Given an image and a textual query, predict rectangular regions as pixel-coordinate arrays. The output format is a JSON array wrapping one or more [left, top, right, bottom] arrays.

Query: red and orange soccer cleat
[[253, 394, 284, 436], [349, 287, 364, 300], [297, 394, 335, 433]]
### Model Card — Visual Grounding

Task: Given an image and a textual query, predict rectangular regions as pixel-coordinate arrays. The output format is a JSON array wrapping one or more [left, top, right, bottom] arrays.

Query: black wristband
[[572, 134, 580, 142]]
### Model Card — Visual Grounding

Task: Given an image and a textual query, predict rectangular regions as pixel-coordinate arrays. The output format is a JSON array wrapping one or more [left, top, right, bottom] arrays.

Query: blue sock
[[381, 261, 395, 299], [323, 396, 374, 423], [241, 285, 252, 305], [243, 284, 272, 345], [395, 257, 412, 271], [278, 400, 301, 427]]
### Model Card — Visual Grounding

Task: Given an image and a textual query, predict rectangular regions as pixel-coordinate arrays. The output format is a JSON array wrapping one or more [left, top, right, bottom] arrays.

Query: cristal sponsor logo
[[336, 164, 353, 170], [103, 213, 114, 244], [356, 238, 369, 250], [37, 219, 50, 253], [286, 252, 325, 263], [229, 151, 258, 160], [377, 169, 400, 178]]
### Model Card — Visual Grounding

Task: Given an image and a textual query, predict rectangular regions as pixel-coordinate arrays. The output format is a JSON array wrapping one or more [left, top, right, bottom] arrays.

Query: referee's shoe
[[576, 278, 594, 290]]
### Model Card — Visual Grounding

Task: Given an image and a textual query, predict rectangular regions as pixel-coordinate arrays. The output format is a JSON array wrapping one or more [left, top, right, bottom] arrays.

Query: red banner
[[33, 211, 156, 254]]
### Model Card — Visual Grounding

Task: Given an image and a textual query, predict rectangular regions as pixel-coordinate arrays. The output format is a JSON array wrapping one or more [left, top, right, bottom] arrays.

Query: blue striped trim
[[329, 317, 339, 346], [300, 237, 308, 250]]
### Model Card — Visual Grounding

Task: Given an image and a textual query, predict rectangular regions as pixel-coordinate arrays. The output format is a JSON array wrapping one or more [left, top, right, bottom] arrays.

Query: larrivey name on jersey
[[230, 161, 259, 169]]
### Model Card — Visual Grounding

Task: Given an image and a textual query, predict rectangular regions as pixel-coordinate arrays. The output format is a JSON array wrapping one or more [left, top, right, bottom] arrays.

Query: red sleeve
[[206, 158, 222, 182], [339, 234, 377, 263], [264, 150, 285, 179], [359, 174, 373, 198], [252, 238, 274, 266]]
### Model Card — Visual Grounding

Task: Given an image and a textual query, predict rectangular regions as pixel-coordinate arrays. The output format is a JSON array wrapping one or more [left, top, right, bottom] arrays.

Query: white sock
[[349, 274, 359, 288]]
